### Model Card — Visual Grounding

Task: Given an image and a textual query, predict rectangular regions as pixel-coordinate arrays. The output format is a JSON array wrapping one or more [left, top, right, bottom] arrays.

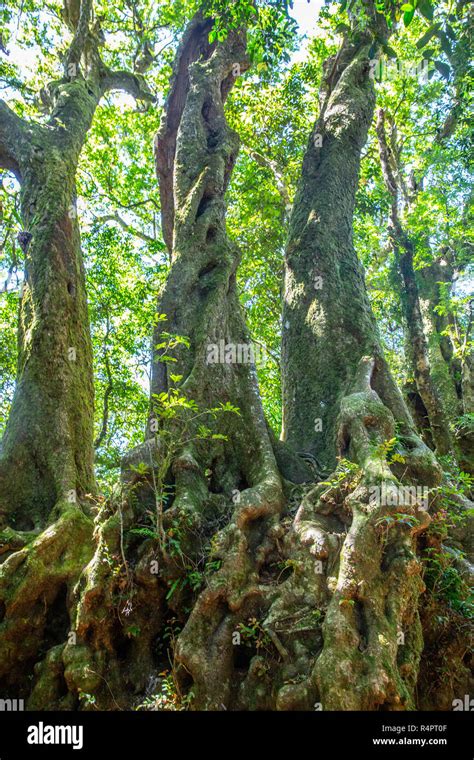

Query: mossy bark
[[274, 11, 468, 710], [280, 20, 411, 473], [376, 109, 457, 460], [0, 4, 155, 704], [0, 143, 96, 529], [149, 17, 285, 709], [0, 0, 155, 528], [0, 77, 105, 528], [0, 78, 100, 705], [418, 262, 474, 471], [418, 262, 463, 414]]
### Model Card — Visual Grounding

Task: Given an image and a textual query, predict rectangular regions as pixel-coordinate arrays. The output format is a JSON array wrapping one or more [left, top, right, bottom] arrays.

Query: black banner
[[0, 710, 471, 758]]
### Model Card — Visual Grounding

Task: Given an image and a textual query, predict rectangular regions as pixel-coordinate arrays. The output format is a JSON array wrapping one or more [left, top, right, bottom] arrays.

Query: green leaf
[[417, 0, 434, 21], [166, 578, 181, 600], [403, 8, 415, 26], [436, 31, 452, 58], [434, 60, 451, 80], [129, 527, 157, 539], [130, 462, 149, 475], [160, 355, 177, 363], [382, 44, 398, 59], [416, 24, 437, 49]]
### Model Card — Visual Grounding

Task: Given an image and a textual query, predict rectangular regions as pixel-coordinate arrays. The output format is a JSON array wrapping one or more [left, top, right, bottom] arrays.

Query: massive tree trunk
[[280, 14, 414, 473], [0, 0, 154, 704], [0, 0, 155, 530], [0, 92, 100, 710], [276, 10, 471, 710], [0, 104, 97, 530], [275, 18, 436, 710], [147, 15, 286, 709]]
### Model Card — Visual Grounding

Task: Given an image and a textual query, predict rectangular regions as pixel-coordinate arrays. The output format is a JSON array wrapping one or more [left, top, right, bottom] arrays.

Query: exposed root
[[0, 506, 93, 702]]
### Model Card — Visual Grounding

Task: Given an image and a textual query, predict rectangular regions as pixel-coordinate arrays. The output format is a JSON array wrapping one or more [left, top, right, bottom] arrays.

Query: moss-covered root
[[257, 475, 356, 711], [309, 357, 437, 709], [173, 472, 283, 710], [0, 507, 93, 703], [62, 503, 166, 710]]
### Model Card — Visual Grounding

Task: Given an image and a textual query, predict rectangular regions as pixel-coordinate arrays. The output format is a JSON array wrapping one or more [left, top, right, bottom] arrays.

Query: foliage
[[132, 330, 239, 553], [136, 672, 195, 710], [423, 545, 473, 618]]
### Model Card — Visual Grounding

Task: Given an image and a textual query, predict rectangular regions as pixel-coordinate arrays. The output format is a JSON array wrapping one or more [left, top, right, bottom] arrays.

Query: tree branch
[[101, 69, 155, 102], [243, 146, 291, 215], [93, 211, 158, 244], [376, 108, 399, 223], [249, 334, 280, 368], [64, 0, 94, 76], [95, 316, 113, 449], [154, 12, 214, 253]]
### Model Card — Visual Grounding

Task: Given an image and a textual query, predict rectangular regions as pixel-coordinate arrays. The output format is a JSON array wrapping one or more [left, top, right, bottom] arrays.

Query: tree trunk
[[375, 108, 457, 459], [419, 264, 474, 471], [275, 14, 469, 710], [418, 261, 463, 416], [0, 136, 96, 530], [280, 22, 414, 474], [397, 243, 456, 457], [0, 0, 155, 529], [0, 96, 99, 705], [0, 0, 156, 704], [148, 16, 286, 709]]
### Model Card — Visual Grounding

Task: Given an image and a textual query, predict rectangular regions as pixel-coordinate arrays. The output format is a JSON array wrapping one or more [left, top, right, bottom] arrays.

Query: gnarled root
[[0, 505, 93, 704]]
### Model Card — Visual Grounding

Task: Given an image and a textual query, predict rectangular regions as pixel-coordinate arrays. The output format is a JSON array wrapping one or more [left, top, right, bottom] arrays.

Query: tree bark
[[0, 2, 154, 530], [418, 260, 463, 418], [281, 13, 411, 473], [275, 9, 468, 710], [0, 115, 97, 529], [376, 108, 457, 459], [147, 15, 286, 709], [0, 0, 156, 702]]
